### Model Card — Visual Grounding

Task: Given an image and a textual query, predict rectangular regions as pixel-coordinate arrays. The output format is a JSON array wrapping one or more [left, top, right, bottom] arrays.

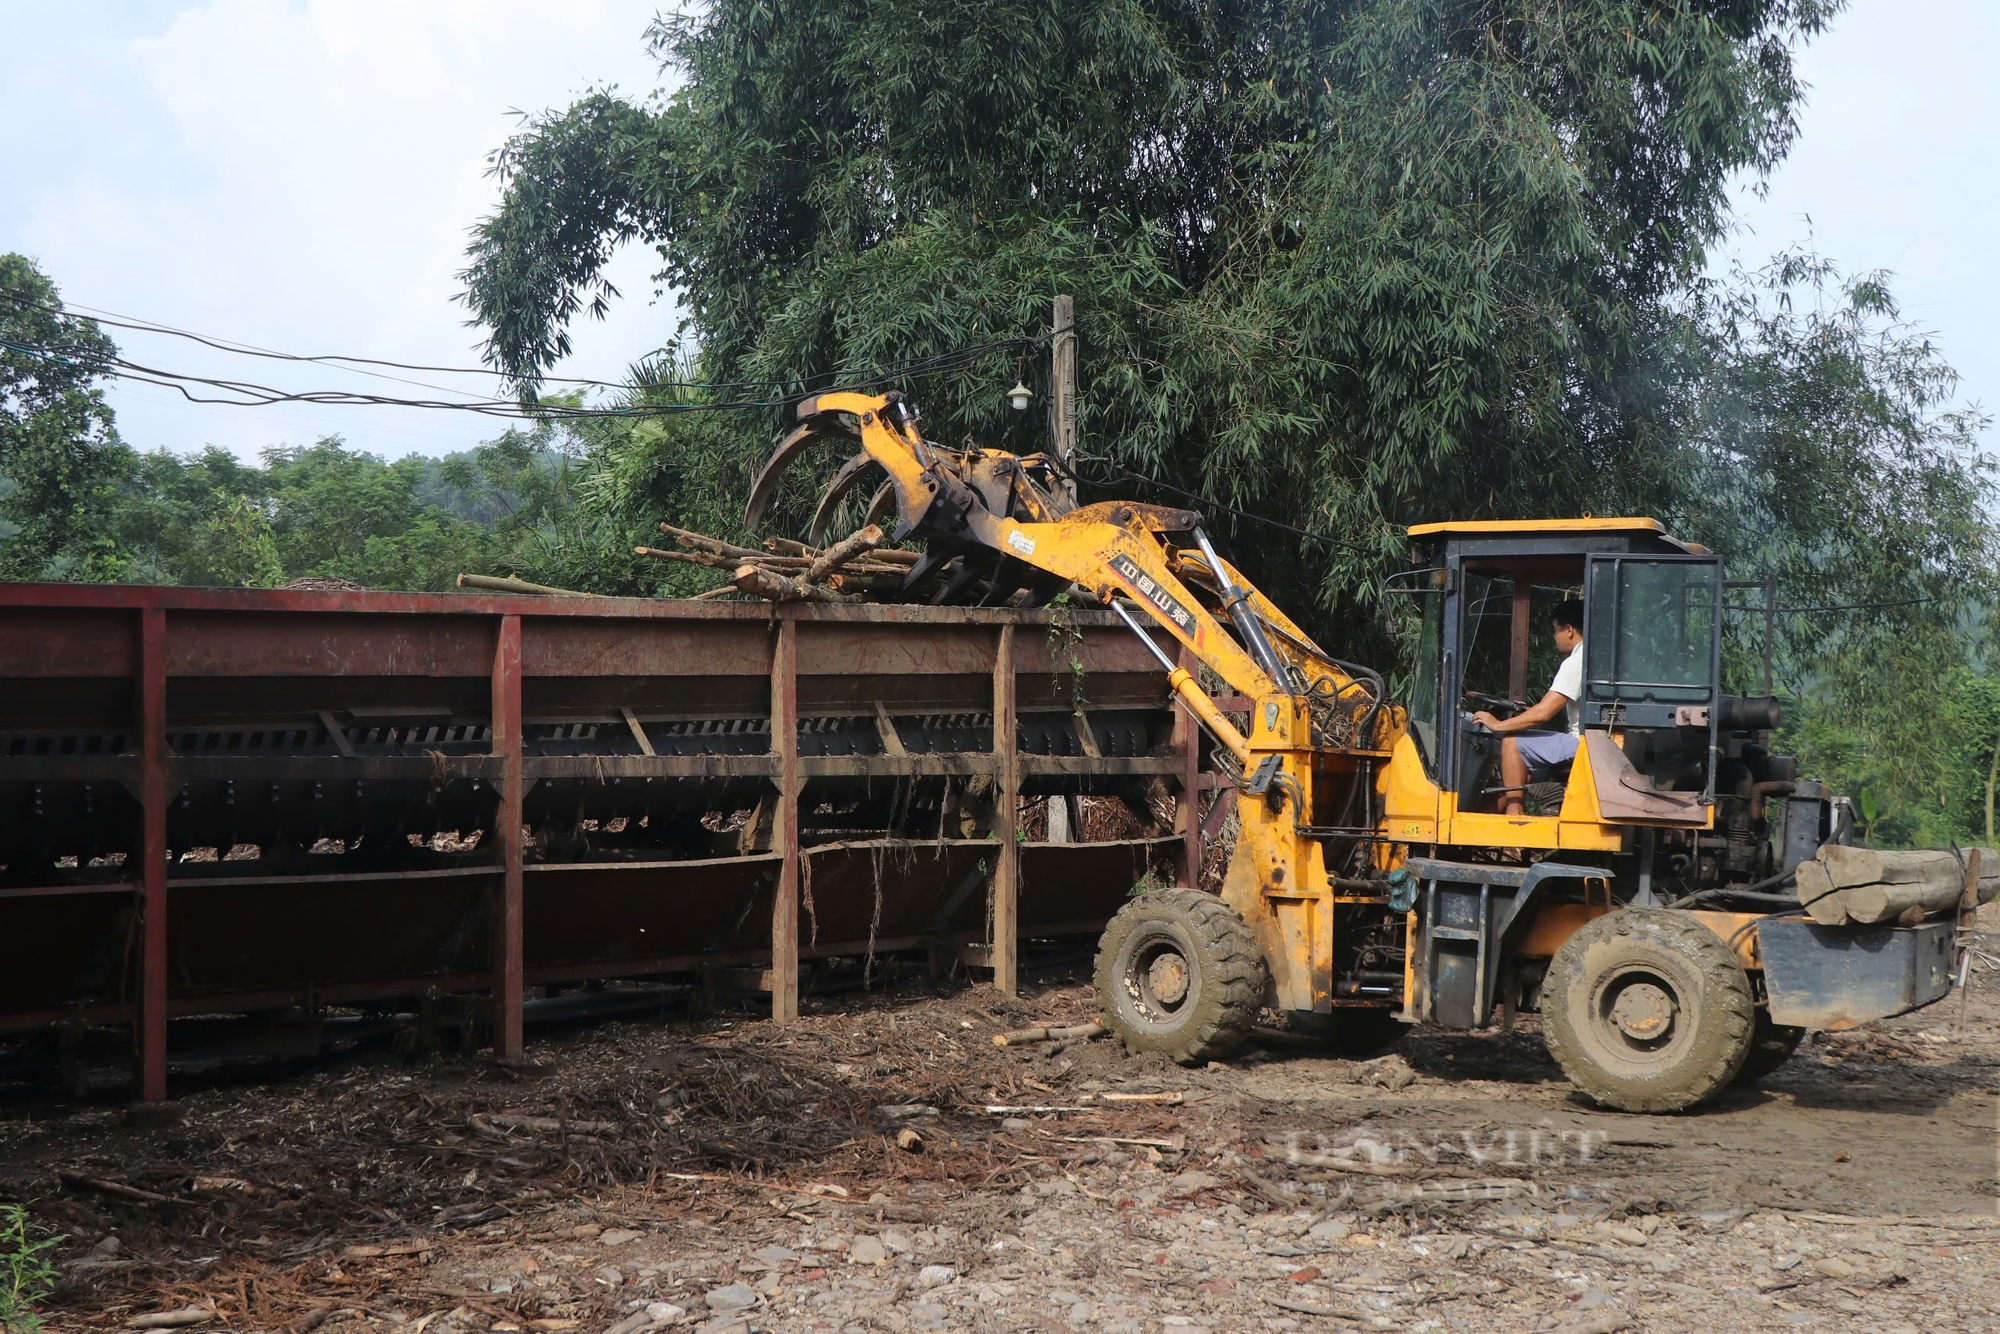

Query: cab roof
[[1406, 516, 1706, 553]]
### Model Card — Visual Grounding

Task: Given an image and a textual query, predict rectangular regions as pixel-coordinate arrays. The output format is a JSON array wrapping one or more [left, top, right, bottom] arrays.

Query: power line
[[0, 289, 1047, 397], [1, 327, 1045, 420]]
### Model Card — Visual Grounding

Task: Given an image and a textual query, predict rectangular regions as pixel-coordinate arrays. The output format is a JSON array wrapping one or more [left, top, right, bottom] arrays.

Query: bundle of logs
[[1796, 844, 2000, 926], [635, 523, 919, 604]]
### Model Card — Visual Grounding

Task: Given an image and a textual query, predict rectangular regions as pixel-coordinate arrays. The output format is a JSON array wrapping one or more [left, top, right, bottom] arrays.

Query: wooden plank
[[1508, 581, 1531, 704], [801, 755, 1003, 779], [992, 624, 1020, 996], [771, 617, 801, 1022], [316, 710, 357, 757], [620, 706, 657, 756], [873, 700, 908, 756], [491, 614, 525, 1060]]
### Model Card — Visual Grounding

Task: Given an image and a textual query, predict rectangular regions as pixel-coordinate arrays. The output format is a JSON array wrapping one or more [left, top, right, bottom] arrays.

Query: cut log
[[1795, 857, 1849, 926], [803, 524, 885, 583], [732, 564, 858, 604], [661, 522, 771, 561], [991, 1021, 1105, 1046], [456, 573, 596, 596], [1806, 845, 1999, 926], [1819, 844, 1998, 891], [1844, 881, 1962, 925], [827, 572, 908, 593], [860, 546, 922, 566], [639, 544, 817, 571]]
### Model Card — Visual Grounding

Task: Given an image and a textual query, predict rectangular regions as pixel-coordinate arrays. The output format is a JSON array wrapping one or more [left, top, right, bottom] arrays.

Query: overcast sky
[[2, 0, 1993, 462]]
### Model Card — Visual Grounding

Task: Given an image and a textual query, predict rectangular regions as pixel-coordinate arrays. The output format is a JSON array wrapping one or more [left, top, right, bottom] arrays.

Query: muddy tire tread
[[1734, 1010, 1806, 1085], [1542, 908, 1756, 1113], [1094, 888, 1267, 1066]]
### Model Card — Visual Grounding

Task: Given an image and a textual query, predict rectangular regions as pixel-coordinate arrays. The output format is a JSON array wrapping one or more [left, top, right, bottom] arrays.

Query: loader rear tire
[[1284, 1008, 1407, 1056], [1542, 908, 1755, 1113], [1095, 888, 1266, 1066], [1733, 1010, 1806, 1085]]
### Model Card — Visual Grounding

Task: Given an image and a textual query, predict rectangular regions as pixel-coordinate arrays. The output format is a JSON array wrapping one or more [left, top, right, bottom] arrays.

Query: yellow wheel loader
[[751, 390, 1963, 1112]]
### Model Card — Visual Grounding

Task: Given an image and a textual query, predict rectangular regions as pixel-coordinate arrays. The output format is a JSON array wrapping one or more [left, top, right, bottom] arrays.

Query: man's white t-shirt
[[1548, 642, 1584, 735]]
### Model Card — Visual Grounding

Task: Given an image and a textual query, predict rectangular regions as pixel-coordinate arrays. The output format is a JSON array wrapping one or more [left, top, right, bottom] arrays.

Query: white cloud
[[3, 0, 670, 459], [1717, 0, 2000, 423], [3, 0, 1992, 463]]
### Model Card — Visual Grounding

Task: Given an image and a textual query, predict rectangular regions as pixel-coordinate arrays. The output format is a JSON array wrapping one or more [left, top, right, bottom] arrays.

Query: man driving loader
[[1471, 597, 1585, 815]]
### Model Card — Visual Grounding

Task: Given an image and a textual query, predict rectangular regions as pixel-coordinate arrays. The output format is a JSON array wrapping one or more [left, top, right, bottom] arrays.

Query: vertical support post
[[490, 614, 524, 1060], [1762, 581, 1777, 698], [137, 605, 169, 1102], [992, 624, 1020, 996], [1508, 580, 1532, 704], [770, 617, 801, 1022], [1050, 295, 1077, 505], [1175, 641, 1202, 889]]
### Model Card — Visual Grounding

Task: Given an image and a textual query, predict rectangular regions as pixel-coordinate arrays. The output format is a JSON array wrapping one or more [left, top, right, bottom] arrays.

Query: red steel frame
[[0, 583, 1206, 1099]]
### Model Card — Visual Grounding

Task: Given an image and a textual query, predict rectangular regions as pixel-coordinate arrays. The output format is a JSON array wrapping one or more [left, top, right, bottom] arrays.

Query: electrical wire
[[0, 323, 1046, 420], [0, 288, 1049, 395]]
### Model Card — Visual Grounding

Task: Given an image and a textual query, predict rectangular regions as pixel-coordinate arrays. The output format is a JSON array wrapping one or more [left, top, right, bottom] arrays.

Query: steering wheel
[[1462, 690, 1521, 717]]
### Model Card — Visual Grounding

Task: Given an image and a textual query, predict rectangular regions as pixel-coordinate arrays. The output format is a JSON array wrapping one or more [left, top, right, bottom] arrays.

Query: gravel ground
[[5, 938, 1997, 1334]]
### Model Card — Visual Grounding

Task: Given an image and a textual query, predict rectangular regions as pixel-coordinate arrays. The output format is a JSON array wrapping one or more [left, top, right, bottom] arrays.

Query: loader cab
[[1397, 519, 1722, 839]]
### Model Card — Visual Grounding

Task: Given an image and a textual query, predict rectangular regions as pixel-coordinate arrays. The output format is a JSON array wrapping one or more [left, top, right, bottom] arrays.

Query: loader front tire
[[1095, 888, 1266, 1066], [1542, 908, 1755, 1113], [1733, 1010, 1806, 1085]]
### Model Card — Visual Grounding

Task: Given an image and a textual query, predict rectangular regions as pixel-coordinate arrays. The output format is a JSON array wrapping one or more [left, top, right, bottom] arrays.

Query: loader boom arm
[[773, 392, 1382, 756]]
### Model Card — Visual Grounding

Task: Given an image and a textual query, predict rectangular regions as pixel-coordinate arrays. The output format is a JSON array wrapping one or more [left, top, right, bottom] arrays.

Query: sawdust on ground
[[4, 949, 1998, 1334]]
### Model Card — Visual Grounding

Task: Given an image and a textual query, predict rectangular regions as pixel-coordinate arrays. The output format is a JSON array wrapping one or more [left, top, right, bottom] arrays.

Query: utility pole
[[1051, 295, 1077, 505]]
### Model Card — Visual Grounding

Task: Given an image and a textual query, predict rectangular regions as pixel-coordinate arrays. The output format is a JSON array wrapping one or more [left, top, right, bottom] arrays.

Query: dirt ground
[[4, 940, 1997, 1334]]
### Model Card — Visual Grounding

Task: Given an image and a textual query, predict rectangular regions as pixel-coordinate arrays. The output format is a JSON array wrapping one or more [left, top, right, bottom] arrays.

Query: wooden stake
[[1051, 295, 1077, 506], [993, 624, 1020, 996], [771, 620, 800, 1023]]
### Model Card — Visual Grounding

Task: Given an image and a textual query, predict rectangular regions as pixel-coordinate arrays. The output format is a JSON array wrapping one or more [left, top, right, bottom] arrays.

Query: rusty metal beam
[[771, 616, 801, 1022], [1175, 640, 1201, 888], [0, 750, 1176, 785], [0, 883, 139, 901], [138, 606, 169, 1102], [1509, 581, 1532, 704], [0, 583, 1207, 1054], [491, 614, 525, 1060], [992, 624, 1020, 996]]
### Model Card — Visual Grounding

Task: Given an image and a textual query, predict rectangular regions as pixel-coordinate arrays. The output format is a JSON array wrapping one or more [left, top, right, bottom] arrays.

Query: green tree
[[1661, 253, 1999, 845], [462, 0, 1841, 624], [117, 445, 284, 587], [254, 439, 497, 590], [0, 253, 131, 581]]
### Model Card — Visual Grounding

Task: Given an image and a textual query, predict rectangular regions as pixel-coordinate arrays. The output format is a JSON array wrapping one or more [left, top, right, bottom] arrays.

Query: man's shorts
[[1513, 730, 1579, 781]]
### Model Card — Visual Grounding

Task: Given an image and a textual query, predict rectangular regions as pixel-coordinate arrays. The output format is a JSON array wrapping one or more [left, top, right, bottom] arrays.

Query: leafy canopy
[[464, 0, 1840, 617], [0, 254, 124, 581]]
